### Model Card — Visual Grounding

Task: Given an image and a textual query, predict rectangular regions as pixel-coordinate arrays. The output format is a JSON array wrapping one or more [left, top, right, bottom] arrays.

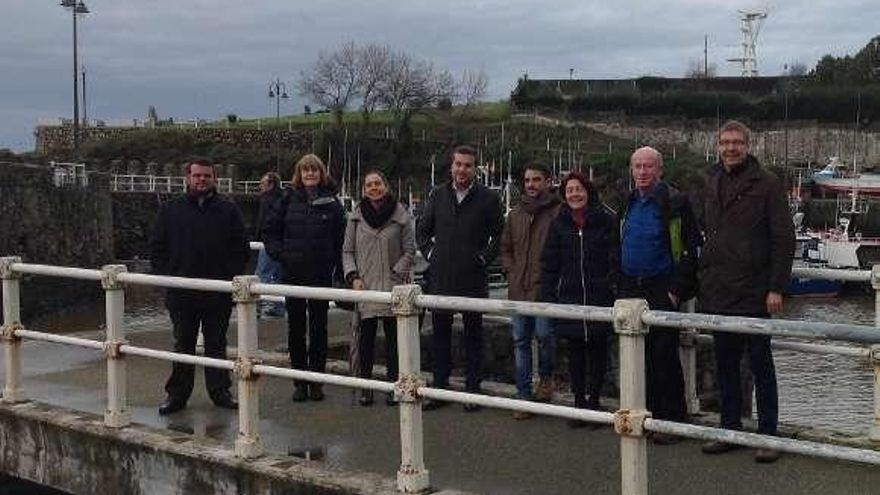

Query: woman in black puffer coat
[[540, 172, 619, 423], [263, 154, 346, 403]]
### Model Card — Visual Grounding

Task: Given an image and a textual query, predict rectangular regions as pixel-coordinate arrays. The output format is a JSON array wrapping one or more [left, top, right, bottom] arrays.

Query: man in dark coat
[[618, 146, 702, 444], [150, 159, 249, 415], [416, 145, 504, 411], [699, 120, 795, 463]]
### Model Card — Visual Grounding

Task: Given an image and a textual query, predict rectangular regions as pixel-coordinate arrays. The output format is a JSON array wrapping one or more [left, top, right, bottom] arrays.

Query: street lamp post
[[267, 77, 289, 170], [61, 0, 89, 152]]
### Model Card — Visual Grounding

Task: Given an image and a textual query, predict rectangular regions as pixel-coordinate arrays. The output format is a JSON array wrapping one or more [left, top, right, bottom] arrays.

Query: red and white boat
[[812, 157, 880, 195]]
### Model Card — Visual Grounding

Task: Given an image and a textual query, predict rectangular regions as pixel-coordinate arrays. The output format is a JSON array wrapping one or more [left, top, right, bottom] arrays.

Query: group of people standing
[[496, 120, 793, 463], [149, 119, 793, 464]]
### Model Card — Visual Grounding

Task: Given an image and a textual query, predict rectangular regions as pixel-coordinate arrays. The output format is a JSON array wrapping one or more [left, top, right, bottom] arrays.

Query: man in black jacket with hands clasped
[[416, 145, 504, 412], [150, 159, 249, 415]]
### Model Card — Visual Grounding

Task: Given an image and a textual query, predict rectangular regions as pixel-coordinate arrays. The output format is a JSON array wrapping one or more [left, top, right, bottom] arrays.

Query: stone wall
[[586, 122, 880, 167], [35, 125, 321, 157], [0, 162, 114, 317], [112, 192, 259, 262]]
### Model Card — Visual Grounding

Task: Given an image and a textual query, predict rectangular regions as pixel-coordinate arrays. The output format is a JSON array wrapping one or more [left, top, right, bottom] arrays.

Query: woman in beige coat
[[343, 170, 416, 406]]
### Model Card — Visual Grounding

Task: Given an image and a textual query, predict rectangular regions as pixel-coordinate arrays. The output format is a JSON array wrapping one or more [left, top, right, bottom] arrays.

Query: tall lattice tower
[[727, 10, 768, 77]]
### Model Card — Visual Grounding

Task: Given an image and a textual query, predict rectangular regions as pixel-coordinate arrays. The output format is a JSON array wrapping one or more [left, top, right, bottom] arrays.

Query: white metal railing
[[1, 256, 880, 495], [110, 175, 234, 194], [110, 175, 292, 195]]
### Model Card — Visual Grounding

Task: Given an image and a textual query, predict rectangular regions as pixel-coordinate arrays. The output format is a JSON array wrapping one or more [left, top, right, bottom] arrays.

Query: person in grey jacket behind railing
[[342, 170, 416, 406]]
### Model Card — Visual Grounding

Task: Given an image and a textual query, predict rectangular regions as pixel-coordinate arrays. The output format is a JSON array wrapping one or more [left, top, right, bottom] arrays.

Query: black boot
[[292, 384, 309, 402]]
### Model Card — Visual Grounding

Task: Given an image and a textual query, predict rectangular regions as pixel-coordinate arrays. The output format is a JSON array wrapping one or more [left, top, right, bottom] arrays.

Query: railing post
[[870, 346, 880, 442], [870, 266, 880, 442], [1, 256, 26, 403], [613, 298, 649, 495], [680, 298, 701, 415], [873, 265, 879, 330], [232, 275, 262, 458], [101, 264, 131, 428], [391, 284, 430, 493]]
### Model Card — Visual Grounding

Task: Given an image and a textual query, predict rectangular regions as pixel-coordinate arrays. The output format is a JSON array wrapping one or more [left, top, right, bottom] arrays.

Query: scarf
[[360, 195, 397, 229], [521, 189, 560, 215]]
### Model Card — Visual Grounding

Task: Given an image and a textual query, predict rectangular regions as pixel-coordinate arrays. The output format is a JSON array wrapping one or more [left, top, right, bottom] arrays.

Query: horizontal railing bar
[[418, 387, 616, 424], [644, 310, 880, 345], [253, 364, 396, 392], [11, 263, 102, 281], [647, 419, 880, 466], [117, 273, 234, 293], [16, 330, 105, 350], [5, 261, 876, 348], [253, 283, 393, 305], [416, 294, 615, 322], [694, 334, 868, 358], [119, 345, 235, 370], [791, 266, 871, 283]]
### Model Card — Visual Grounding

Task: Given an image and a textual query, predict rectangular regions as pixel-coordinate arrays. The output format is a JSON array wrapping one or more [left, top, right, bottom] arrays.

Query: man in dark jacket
[[500, 163, 561, 418], [255, 172, 284, 317], [150, 159, 249, 415], [699, 121, 795, 463], [416, 145, 504, 411], [619, 146, 702, 444]]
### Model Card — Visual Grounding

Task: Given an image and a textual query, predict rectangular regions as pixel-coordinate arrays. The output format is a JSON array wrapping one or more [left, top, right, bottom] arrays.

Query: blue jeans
[[255, 249, 284, 315], [512, 315, 555, 398]]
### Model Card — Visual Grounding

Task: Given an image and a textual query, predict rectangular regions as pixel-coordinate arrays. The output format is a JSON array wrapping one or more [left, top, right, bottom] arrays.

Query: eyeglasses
[[719, 139, 747, 147]]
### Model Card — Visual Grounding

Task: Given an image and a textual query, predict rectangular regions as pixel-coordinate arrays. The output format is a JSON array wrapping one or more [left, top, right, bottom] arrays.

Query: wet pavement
[[3, 308, 880, 495]]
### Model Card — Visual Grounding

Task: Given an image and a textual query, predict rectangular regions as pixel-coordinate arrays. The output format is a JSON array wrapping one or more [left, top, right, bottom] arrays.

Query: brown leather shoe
[[754, 448, 781, 463], [702, 440, 744, 454], [535, 378, 554, 403], [512, 410, 534, 420]]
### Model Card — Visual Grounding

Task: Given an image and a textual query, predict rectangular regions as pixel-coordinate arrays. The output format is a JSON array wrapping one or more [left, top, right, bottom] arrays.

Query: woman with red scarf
[[540, 172, 619, 427]]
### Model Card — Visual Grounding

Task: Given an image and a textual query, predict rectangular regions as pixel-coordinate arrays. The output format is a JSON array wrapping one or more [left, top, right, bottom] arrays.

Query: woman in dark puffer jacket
[[263, 154, 346, 403], [540, 172, 619, 426]]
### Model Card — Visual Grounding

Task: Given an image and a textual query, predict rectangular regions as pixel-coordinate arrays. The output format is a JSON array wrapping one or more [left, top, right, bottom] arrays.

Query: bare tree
[[685, 58, 717, 79], [356, 43, 391, 122], [456, 68, 488, 107], [376, 50, 455, 125], [297, 41, 363, 126]]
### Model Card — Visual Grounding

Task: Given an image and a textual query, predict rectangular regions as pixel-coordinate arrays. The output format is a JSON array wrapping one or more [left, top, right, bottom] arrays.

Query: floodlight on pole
[[60, 0, 90, 151], [268, 77, 289, 169]]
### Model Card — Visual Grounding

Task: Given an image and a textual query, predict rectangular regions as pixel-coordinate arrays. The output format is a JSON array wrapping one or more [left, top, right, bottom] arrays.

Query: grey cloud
[[2, 0, 879, 150]]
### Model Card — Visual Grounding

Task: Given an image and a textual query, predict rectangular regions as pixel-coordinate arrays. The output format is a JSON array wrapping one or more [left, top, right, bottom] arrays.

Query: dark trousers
[[165, 305, 233, 402], [286, 297, 329, 387], [431, 310, 483, 392], [714, 326, 778, 434], [358, 317, 398, 381], [618, 274, 687, 421], [566, 323, 610, 408]]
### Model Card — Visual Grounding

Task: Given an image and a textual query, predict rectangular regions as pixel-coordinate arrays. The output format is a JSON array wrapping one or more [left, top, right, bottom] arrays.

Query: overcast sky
[[2, 0, 878, 152]]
